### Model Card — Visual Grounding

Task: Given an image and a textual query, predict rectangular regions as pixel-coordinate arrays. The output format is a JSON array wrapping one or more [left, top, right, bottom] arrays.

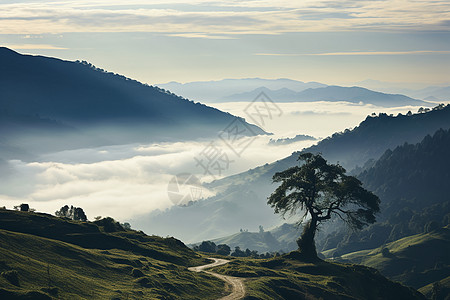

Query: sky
[[0, 0, 449, 86]]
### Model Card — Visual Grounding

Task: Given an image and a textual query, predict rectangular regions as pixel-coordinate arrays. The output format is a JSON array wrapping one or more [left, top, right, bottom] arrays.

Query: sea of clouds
[[0, 101, 425, 224]]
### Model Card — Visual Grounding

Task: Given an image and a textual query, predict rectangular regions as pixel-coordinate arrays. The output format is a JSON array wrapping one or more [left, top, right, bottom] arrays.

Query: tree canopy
[[268, 153, 380, 260], [55, 205, 87, 222]]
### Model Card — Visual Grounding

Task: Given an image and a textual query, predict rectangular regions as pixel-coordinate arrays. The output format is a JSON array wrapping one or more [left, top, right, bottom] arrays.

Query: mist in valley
[[0, 101, 428, 239]]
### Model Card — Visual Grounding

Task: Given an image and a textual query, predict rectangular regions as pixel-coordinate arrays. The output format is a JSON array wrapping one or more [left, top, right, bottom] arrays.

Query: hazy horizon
[[1, 0, 449, 86]]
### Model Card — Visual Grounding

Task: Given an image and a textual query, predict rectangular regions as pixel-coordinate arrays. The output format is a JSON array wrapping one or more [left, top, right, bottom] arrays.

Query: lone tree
[[268, 153, 380, 260]]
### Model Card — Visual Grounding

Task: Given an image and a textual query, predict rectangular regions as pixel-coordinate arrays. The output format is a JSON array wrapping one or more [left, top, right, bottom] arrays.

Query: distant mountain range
[[157, 78, 326, 102], [356, 79, 450, 101], [0, 47, 265, 159], [222, 86, 430, 107], [158, 78, 435, 107]]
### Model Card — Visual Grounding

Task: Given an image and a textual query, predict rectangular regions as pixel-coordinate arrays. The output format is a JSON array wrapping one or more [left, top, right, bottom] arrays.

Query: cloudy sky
[[1, 0, 449, 86]]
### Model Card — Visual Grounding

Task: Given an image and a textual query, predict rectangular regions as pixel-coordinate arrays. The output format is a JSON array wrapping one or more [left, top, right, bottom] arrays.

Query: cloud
[[255, 50, 450, 56], [167, 32, 236, 39], [2, 43, 67, 50], [0, 0, 448, 36], [0, 101, 437, 225]]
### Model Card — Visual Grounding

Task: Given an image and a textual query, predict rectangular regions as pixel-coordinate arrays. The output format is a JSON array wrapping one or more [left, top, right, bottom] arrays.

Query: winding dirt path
[[188, 258, 245, 300]]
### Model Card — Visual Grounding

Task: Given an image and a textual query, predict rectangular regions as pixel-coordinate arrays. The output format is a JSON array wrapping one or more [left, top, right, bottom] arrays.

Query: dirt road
[[188, 258, 245, 300]]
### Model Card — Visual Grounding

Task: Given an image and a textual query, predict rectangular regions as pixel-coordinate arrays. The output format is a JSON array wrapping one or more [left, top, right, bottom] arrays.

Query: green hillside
[[0, 209, 224, 299], [211, 253, 425, 300], [419, 276, 450, 299], [333, 226, 450, 291]]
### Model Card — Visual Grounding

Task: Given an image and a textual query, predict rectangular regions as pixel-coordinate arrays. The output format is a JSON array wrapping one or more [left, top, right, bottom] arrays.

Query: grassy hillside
[[419, 276, 450, 299], [0, 209, 224, 299], [211, 253, 425, 300], [334, 226, 450, 290]]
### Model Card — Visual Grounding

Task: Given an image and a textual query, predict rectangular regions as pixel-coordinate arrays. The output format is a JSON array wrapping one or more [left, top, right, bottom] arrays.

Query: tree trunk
[[296, 218, 318, 260]]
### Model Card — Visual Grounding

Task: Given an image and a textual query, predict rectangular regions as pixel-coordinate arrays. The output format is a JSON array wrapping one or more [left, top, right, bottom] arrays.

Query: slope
[[211, 254, 425, 300], [0, 209, 224, 299], [336, 226, 450, 291], [0, 47, 265, 158], [319, 127, 450, 256]]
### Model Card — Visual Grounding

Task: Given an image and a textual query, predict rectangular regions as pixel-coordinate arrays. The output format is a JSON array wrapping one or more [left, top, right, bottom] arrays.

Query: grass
[[0, 209, 438, 299], [335, 226, 450, 290], [418, 276, 450, 299], [0, 210, 225, 299], [211, 253, 425, 300]]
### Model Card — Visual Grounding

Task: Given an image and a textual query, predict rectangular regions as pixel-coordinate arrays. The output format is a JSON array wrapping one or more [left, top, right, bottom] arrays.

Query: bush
[[197, 241, 217, 253], [216, 244, 231, 256], [94, 217, 124, 232], [1, 270, 19, 286]]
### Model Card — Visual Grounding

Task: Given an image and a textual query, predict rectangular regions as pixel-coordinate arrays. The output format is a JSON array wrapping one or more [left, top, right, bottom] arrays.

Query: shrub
[[94, 217, 124, 232], [197, 241, 217, 253], [216, 244, 231, 256]]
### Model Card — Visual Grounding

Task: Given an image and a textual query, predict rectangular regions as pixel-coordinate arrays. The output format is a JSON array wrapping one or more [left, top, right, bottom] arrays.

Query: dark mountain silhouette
[[320, 127, 450, 255], [0, 47, 265, 158], [222, 85, 430, 107], [307, 104, 450, 170], [359, 128, 450, 210]]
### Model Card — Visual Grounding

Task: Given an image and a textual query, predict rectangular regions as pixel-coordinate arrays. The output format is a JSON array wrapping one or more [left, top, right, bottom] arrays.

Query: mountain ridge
[[0, 47, 266, 159], [221, 85, 431, 107]]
